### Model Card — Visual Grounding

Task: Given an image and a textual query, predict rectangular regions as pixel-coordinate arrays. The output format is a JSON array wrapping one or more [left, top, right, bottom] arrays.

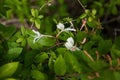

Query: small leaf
[[35, 52, 48, 63], [0, 62, 19, 79], [79, 13, 87, 19], [31, 70, 47, 80], [92, 9, 97, 15], [75, 31, 87, 42], [6, 47, 23, 60], [64, 52, 81, 73], [31, 8, 39, 17], [88, 17, 93, 22], [111, 45, 120, 59], [98, 40, 112, 54], [35, 19, 41, 29], [48, 52, 57, 70], [38, 15, 44, 19], [0, 24, 16, 39], [37, 37, 56, 47], [54, 55, 66, 76], [21, 26, 26, 36], [87, 21, 96, 28], [88, 60, 108, 71], [48, 56, 55, 70]]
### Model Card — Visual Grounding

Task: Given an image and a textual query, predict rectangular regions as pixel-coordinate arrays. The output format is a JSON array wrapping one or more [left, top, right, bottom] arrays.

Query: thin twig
[[30, 22, 34, 29], [80, 19, 87, 30], [0, 19, 21, 25], [106, 55, 112, 67], [77, 0, 86, 12], [83, 50, 94, 62], [95, 51, 99, 60]]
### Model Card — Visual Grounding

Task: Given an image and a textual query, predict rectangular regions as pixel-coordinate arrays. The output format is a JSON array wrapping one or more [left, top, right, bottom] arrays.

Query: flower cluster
[[32, 23, 80, 51]]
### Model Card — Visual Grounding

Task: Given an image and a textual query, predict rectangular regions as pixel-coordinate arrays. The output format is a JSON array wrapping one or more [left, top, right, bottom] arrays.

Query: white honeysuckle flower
[[65, 37, 80, 51], [57, 23, 76, 32], [56, 23, 76, 37], [32, 29, 52, 43], [57, 23, 65, 30]]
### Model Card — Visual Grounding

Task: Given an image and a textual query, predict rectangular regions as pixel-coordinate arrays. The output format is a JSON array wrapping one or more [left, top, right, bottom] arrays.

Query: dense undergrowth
[[0, 0, 120, 80]]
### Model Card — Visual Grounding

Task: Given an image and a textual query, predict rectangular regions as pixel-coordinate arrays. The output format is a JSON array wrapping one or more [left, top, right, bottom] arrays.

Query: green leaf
[[114, 71, 120, 80], [37, 37, 56, 47], [56, 48, 67, 55], [111, 45, 120, 59], [98, 70, 120, 80], [0, 24, 16, 39], [0, 62, 19, 79], [21, 26, 26, 36], [77, 13, 87, 23], [58, 32, 74, 41], [87, 21, 96, 28], [88, 60, 108, 71], [79, 13, 87, 19], [38, 15, 44, 19], [31, 8, 39, 17], [4, 78, 17, 80], [54, 55, 66, 76], [7, 42, 19, 48], [31, 70, 47, 80], [6, 47, 23, 60], [98, 40, 112, 54], [92, 9, 97, 15], [27, 36, 43, 49], [4, 26, 16, 39], [35, 19, 41, 29], [24, 51, 37, 67], [64, 52, 81, 73], [35, 52, 49, 63], [75, 31, 87, 42], [83, 41, 95, 51], [48, 52, 57, 70], [88, 16, 93, 22], [48, 57, 54, 70]]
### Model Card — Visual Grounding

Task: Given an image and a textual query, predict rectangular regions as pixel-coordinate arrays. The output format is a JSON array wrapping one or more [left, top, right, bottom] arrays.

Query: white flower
[[57, 23, 76, 32], [57, 23, 65, 30], [56, 23, 76, 37], [32, 29, 52, 43], [65, 37, 80, 51]]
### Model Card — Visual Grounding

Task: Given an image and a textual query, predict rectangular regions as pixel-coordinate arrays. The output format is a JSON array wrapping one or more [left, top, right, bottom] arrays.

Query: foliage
[[0, 0, 120, 80]]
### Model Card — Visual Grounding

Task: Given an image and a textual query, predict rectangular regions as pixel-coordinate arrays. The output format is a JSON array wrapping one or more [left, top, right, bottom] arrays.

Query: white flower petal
[[65, 42, 73, 50], [65, 28, 76, 32], [32, 29, 53, 43], [32, 29, 41, 36], [57, 23, 65, 30], [65, 37, 80, 51], [67, 37, 74, 46]]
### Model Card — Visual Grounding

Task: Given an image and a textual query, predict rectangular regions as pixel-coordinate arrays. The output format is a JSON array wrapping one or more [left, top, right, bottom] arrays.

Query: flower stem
[[56, 31, 63, 38], [83, 50, 94, 62]]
